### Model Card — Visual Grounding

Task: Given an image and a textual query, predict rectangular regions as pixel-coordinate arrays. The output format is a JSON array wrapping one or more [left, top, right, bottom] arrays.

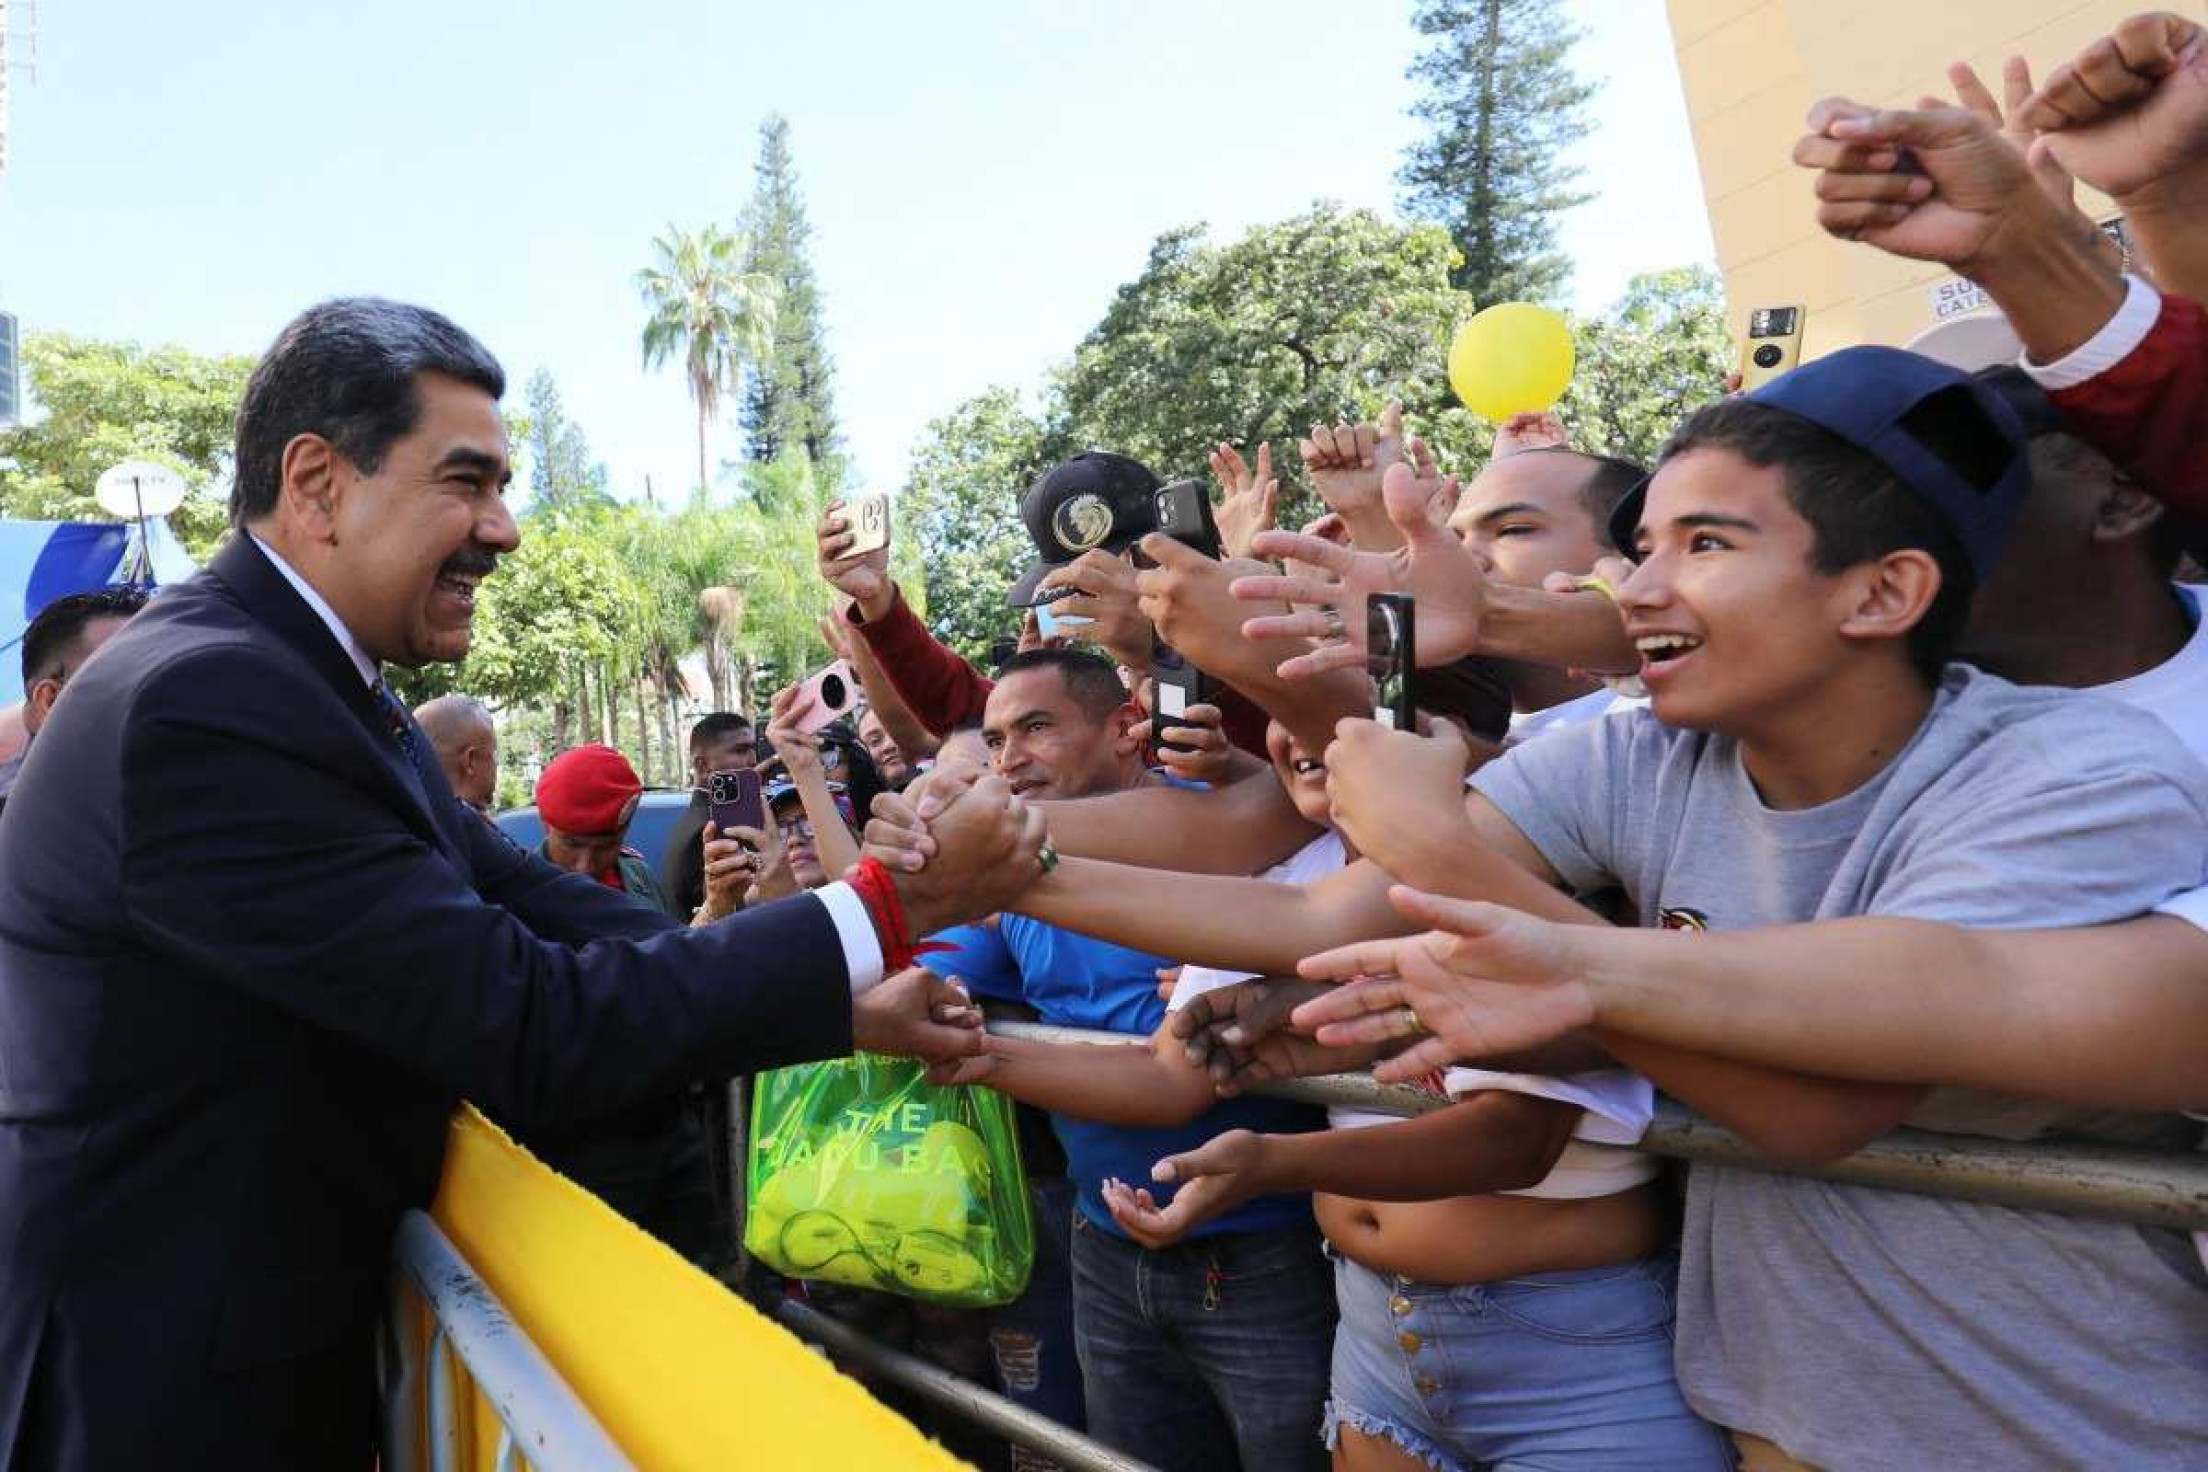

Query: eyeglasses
[[778, 816, 815, 839]]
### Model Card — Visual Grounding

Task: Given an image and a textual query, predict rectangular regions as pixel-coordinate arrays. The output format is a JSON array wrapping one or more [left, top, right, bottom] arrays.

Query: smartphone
[[1154, 479, 1222, 559], [1035, 601, 1092, 638], [1150, 643, 1215, 752], [708, 768, 766, 837], [795, 660, 861, 734], [1741, 305, 1805, 391], [843, 492, 892, 557], [1367, 594, 1417, 731]]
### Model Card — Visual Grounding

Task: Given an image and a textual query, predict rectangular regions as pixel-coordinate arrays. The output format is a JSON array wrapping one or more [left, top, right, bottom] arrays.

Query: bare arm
[[1038, 764, 1319, 875], [946, 1027, 1218, 1129], [1366, 791, 1928, 1164], [1239, 1090, 1577, 1201], [832, 610, 941, 763], [1573, 912, 2208, 1112], [1479, 582, 1638, 676], [1016, 854, 1409, 975]]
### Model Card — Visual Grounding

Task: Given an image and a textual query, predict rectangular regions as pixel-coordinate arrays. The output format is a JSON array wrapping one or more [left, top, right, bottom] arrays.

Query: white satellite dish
[[94, 460, 189, 520]]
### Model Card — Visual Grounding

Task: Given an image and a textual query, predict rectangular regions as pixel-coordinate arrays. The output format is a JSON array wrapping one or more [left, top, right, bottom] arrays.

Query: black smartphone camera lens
[[821, 673, 847, 708], [1752, 344, 1784, 369]]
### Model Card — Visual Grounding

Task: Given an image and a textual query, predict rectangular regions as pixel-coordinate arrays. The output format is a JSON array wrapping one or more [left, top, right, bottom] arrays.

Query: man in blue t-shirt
[[937, 649, 1331, 1472]]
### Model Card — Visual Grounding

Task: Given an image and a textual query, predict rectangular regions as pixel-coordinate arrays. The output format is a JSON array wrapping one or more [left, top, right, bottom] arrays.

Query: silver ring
[[1038, 842, 1060, 874], [1322, 608, 1348, 641]]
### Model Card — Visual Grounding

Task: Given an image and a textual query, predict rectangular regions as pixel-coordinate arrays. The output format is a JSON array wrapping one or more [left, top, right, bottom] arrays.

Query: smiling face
[[1617, 446, 1869, 735], [280, 372, 519, 668], [772, 796, 831, 888], [1448, 452, 1614, 591], [1264, 720, 1333, 825], [982, 666, 1141, 801], [857, 708, 911, 785]]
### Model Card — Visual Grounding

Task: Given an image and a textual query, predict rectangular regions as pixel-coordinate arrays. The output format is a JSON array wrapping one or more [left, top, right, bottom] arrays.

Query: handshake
[[847, 768, 1054, 1065]]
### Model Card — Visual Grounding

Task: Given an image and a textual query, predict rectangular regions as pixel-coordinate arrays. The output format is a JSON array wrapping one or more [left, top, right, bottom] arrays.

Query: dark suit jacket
[[0, 537, 858, 1469]]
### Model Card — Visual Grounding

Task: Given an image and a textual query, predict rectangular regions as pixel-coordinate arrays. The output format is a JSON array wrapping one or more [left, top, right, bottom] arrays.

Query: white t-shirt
[[1168, 685, 1662, 1201]]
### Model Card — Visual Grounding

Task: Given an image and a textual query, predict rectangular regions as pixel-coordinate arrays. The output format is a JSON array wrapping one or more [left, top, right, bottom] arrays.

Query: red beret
[[536, 743, 643, 836]]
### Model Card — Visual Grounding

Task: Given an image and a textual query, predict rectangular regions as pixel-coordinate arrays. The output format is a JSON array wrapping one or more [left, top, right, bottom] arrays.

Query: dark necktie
[[371, 680, 428, 780]]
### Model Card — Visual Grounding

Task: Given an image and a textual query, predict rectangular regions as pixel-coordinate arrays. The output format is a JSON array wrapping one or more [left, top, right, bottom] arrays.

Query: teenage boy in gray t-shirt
[[1310, 349, 2208, 1470]]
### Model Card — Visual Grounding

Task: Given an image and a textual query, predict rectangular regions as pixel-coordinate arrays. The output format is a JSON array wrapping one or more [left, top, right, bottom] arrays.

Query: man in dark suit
[[0, 298, 1043, 1469]]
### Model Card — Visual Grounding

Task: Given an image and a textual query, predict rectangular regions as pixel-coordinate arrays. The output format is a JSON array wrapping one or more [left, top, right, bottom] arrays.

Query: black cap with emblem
[[1006, 451, 1163, 607]]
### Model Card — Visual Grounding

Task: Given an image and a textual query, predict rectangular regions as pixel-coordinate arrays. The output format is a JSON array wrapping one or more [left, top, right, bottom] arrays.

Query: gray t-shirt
[[1473, 665, 2208, 1470]]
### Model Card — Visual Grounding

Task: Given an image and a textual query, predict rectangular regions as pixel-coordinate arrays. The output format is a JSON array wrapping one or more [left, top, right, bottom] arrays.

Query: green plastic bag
[[744, 1052, 1034, 1307]]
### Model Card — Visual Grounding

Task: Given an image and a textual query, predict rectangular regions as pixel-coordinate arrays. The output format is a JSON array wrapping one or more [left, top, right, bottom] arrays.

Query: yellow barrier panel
[[430, 1104, 970, 1471]]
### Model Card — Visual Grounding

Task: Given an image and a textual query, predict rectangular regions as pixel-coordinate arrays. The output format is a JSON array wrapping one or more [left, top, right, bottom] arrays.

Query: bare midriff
[[1314, 1182, 1665, 1284]]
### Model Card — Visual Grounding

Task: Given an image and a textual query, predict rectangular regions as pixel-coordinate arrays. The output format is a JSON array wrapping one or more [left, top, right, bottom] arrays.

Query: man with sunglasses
[[0, 587, 150, 818]]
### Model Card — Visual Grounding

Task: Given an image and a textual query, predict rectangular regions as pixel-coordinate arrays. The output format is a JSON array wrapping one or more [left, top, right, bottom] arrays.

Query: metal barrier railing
[[984, 1019, 2208, 1229], [773, 1300, 1157, 1472], [382, 1211, 633, 1472]]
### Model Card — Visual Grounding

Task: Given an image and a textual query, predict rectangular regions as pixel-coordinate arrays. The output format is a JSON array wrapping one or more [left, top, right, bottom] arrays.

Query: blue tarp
[[0, 517, 197, 705]]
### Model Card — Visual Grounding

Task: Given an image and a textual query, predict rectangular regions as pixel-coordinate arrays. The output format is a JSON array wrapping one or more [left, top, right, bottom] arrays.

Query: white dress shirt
[[247, 532, 885, 992]]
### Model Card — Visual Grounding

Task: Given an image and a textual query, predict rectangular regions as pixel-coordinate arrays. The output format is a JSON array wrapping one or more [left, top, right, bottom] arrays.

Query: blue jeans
[[987, 1177, 1088, 1469], [1070, 1212, 1334, 1472], [1326, 1248, 1733, 1471]]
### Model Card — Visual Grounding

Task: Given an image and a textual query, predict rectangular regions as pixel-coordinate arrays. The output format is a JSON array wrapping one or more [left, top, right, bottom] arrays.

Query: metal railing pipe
[[389, 1211, 634, 1471], [774, 1299, 1157, 1472], [983, 1020, 2208, 1230]]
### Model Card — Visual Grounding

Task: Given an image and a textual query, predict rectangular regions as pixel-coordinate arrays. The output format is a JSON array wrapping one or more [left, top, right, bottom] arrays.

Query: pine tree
[[1397, 0, 1596, 307], [738, 115, 842, 474], [521, 368, 610, 515]]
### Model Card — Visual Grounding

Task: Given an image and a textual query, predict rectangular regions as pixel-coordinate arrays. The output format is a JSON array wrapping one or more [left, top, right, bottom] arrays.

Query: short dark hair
[[1517, 447, 1650, 530], [22, 586, 149, 687], [992, 647, 1129, 721], [688, 711, 753, 750], [1661, 399, 1975, 684], [230, 298, 506, 527]]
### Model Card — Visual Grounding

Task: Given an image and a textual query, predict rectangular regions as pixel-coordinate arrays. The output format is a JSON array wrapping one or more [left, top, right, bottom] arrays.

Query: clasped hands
[[844, 768, 1053, 1069]]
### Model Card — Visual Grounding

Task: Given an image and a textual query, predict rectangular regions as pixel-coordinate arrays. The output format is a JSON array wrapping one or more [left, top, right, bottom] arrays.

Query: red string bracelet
[[850, 857, 950, 974]]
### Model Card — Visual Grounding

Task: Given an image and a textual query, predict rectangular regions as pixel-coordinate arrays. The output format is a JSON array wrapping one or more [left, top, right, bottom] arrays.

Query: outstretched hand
[[1101, 1129, 1274, 1249], [1233, 461, 1486, 681], [1291, 888, 1602, 1083], [1208, 441, 1282, 562], [1168, 976, 1355, 1095]]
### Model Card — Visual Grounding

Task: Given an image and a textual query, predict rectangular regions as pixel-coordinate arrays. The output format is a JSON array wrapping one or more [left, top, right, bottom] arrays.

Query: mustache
[[438, 545, 502, 581]]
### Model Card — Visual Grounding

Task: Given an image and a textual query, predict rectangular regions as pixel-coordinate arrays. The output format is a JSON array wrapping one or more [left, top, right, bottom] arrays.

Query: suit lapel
[[204, 537, 466, 864]]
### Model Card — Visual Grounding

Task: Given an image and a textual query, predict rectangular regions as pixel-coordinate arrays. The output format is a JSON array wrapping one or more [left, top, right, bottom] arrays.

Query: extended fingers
[[1289, 974, 1407, 1027], [1371, 1035, 1470, 1085]]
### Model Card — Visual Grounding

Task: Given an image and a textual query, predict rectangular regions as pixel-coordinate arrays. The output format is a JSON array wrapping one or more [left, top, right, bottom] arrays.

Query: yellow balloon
[[1447, 302, 1576, 420]]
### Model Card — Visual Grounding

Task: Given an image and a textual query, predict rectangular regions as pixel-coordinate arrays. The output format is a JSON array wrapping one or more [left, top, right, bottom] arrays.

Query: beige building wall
[[1666, 0, 2208, 360]]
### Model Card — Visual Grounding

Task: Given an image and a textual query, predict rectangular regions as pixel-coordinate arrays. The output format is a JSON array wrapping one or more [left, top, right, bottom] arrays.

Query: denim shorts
[[1324, 1247, 1733, 1471]]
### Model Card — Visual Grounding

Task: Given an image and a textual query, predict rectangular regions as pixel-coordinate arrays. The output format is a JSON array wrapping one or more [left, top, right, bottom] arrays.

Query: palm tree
[[636, 224, 779, 496]]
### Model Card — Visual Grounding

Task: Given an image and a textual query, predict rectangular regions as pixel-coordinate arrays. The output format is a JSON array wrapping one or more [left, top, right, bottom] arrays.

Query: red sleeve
[[2049, 292, 2208, 519], [848, 588, 994, 737]]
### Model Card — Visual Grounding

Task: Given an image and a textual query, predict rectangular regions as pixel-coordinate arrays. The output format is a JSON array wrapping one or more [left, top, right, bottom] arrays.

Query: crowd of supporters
[[19, 13, 2197, 1470]]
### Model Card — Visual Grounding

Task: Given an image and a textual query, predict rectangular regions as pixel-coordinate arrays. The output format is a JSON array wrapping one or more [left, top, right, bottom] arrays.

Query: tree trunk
[[573, 664, 590, 751], [598, 662, 616, 747], [697, 402, 710, 498], [552, 694, 573, 753], [633, 672, 652, 782]]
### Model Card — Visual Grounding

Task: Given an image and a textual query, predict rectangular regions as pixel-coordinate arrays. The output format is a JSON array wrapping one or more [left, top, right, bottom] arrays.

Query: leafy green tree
[[900, 386, 1052, 664], [739, 115, 843, 479], [520, 368, 610, 515], [1056, 205, 1484, 527], [637, 223, 780, 496], [1398, 0, 1596, 306], [389, 516, 630, 717], [1561, 266, 1733, 466], [0, 333, 255, 555]]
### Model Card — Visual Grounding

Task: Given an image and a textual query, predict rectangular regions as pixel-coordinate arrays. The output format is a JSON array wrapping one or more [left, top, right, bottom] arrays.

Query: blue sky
[[0, 0, 1713, 503]]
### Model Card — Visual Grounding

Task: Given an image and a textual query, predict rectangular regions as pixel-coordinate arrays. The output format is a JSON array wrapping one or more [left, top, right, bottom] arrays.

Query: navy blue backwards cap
[[1608, 346, 2033, 578]]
